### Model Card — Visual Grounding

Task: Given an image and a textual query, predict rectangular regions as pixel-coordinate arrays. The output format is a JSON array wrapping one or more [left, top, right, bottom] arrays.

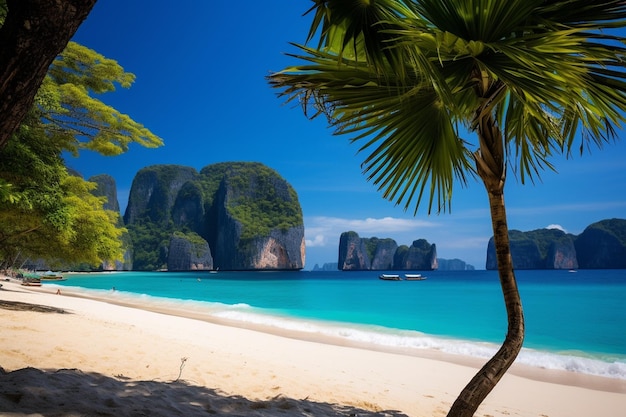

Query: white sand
[[1, 278, 625, 417]]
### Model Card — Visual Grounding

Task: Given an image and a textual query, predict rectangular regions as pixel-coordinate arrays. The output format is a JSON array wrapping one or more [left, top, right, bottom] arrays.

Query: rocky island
[[338, 231, 438, 271], [486, 219, 626, 269], [96, 162, 305, 271]]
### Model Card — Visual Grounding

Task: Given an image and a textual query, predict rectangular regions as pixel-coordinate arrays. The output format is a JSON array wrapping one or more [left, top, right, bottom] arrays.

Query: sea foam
[[60, 285, 626, 381], [211, 305, 626, 380]]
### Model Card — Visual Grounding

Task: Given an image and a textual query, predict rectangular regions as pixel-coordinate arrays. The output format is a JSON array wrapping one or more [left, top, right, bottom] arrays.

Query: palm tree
[[269, 1, 626, 416]]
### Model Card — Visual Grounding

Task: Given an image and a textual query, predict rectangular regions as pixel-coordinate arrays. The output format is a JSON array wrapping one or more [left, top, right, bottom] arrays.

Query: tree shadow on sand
[[0, 367, 409, 417]]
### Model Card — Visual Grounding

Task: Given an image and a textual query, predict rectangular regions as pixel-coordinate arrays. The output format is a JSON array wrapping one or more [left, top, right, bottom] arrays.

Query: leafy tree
[[269, 1, 626, 416], [0, 0, 97, 149], [24, 41, 163, 159], [0, 37, 162, 268], [41, 41, 162, 156], [0, 117, 125, 268]]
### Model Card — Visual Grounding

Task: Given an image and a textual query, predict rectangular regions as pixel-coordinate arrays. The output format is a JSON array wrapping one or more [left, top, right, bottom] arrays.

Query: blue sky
[[67, 1, 626, 270]]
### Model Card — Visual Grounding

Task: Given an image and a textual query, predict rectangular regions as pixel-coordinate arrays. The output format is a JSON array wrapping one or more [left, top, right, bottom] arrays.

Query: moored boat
[[379, 274, 401, 281], [21, 278, 42, 287], [39, 275, 66, 281], [404, 274, 427, 281], [39, 271, 66, 281]]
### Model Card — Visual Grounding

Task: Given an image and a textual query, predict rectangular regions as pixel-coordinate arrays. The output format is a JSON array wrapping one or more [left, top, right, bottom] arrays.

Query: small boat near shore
[[39, 271, 66, 281], [39, 275, 66, 281], [379, 274, 401, 281], [21, 278, 42, 287], [404, 274, 427, 281]]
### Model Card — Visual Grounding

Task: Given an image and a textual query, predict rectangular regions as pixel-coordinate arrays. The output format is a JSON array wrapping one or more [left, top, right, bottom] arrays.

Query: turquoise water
[[51, 269, 626, 379]]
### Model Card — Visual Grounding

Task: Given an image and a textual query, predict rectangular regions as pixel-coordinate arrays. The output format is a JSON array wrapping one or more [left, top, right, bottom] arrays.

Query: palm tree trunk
[[447, 117, 525, 417]]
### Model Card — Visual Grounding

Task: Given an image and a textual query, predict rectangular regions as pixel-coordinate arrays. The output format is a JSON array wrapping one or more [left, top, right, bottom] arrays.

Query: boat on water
[[404, 274, 427, 281], [379, 274, 401, 281], [39, 271, 66, 281]]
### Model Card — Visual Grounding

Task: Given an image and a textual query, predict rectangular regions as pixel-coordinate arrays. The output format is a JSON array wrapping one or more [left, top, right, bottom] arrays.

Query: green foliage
[[586, 219, 626, 246], [343, 231, 360, 239], [127, 220, 172, 271], [199, 162, 303, 240], [172, 231, 208, 257], [125, 162, 303, 269], [364, 237, 381, 260], [124, 165, 202, 270], [411, 239, 432, 250], [0, 40, 160, 268], [37, 42, 162, 156], [0, 122, 125, 267], [270, 0, 626, 214], [509, 228, 572, 259]]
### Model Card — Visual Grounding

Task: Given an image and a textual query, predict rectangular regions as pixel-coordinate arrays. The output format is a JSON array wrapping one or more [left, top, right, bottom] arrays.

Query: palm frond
[[270, 0, 626, 212]]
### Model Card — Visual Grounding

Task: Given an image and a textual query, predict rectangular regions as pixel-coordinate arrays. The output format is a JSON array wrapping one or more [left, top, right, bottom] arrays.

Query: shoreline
[[35, 279, 626, 392], [2, 277, 625, 416]]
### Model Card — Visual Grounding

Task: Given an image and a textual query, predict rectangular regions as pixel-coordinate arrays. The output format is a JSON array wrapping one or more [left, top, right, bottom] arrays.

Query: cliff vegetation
[[124, 162, 304, 271]]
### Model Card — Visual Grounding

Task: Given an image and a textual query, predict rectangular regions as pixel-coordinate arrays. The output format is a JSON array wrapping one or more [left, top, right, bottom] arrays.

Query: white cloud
[[303, 216, 438, 247], [546, 224, 567, 233], [307, 216, 437, 233], [305, 234, 326, 247]]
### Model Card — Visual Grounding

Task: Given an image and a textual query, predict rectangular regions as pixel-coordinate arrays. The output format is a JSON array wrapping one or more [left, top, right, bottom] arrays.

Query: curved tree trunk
[[447, 114, 525, 417], [0, 0, 97, 150]]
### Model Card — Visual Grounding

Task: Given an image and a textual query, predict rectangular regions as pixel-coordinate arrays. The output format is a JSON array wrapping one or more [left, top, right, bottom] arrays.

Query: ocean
[[50, 269, 626, 380]]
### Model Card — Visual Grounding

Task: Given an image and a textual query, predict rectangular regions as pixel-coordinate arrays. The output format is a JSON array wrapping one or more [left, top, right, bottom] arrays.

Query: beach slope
[[1, 279, 624, 417]]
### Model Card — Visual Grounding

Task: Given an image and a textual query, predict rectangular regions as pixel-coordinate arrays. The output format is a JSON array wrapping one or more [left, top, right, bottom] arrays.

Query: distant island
[[25, 162, 306, 272], [313, 258, 474, 272], [330, 218, 626, 272], [27, 161, 625, 273], [486, 218, 626, 270], [335, 231, 474, 271]]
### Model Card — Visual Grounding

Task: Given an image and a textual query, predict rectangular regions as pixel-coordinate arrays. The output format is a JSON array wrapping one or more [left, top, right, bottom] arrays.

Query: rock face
[[124, 162, 305, 271], [437, 258, 475, 271], [338, 232, 437, 271], [395, 239, 438, 270], [370, 238, 398, 270], [167, 234, 213, 271], [89, 174, 120, 213], [486, 228, 579, 270], [205, 163, 305, 270], [338, 231, 371, 270], [312, 262, 339, 271], [574, 219, 626, 269], [124, 165, 199, 226]]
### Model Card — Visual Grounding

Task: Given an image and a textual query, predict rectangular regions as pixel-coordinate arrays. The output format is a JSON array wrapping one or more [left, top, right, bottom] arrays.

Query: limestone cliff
[[312, 263, 339, 271], [575, 219, 626, 269], [338, 232, 437, 271], [437, 258, 475, 271], [203, 162, 305, 270], [124, 165, 199, 226], [395, 239, 438, 270], [89, 174, 120, 213], [167, 233, 213, 271], [124, 162, 304, 271], [369, 238, 398, 270], [338, 231, 371, 270], [486, 228, 578, 270]]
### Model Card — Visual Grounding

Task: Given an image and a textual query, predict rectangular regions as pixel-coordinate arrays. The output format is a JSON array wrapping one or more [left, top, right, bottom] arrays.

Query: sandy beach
[[1, 278, 625, 417]]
